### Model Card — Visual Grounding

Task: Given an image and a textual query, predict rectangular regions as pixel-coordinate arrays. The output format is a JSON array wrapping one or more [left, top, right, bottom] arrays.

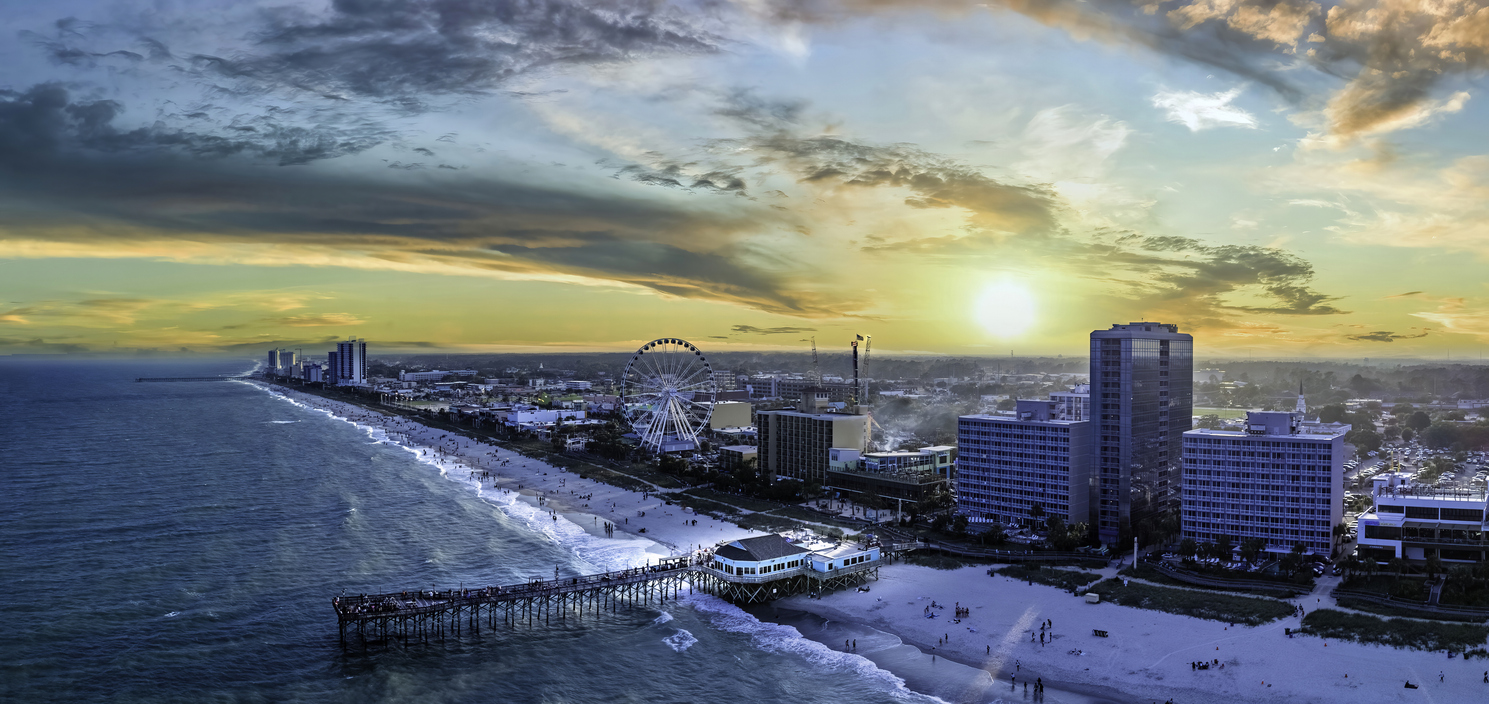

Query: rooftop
[[713, 534, 811, 562], [758, 409, 867, 420], [1373, 485, 1487, 503], [960, 413, 1085, 425]]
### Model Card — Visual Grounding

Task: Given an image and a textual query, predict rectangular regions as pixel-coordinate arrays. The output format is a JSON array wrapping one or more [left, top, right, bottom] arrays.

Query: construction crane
[[851, 335, 862, 407], [811, 336, 821, 385], [850, 334, 876, 448], [850, 333, 872, 409]]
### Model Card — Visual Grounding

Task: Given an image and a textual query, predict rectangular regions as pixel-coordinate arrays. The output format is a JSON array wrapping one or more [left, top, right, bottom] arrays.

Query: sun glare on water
[[975, 281, 1037, 338]]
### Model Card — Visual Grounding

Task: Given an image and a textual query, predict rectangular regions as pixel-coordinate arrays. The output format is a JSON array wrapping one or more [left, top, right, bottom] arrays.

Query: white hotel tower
[[1180, 394, 1348, 557]]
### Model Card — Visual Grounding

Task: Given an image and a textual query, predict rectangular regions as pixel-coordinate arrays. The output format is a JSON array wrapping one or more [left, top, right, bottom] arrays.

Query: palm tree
[[1389, 557, 1411, 576], [1337, 555, 1359, 581], [1424, 553, 1443, 579]]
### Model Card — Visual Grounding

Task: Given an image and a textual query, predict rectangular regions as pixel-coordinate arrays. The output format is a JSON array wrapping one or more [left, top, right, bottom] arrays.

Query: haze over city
[[4, 1, 1489, 357]]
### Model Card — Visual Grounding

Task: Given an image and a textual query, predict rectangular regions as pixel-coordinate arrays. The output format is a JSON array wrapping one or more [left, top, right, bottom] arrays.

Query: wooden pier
[[135, 376, 249, 382], [333, 554, 887, 649]]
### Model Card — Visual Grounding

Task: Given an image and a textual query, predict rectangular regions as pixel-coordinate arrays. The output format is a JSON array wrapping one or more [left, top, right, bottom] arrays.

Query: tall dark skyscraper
[[1090, 322, 1193, 545]]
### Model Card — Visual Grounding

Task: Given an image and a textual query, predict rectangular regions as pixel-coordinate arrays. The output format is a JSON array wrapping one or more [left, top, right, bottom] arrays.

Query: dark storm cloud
[[1347, 329, 1430, 342], [0, 83, 388, 166], [1125, 235, 1346, 317], [731, 324, 816, 335], [486, 237, 831, 315], [613, 89, 1061, 235], [185, 0, 722, 104], [0, 84, 830, 317], [612, 161, 750, 195], [753, 134, 1059, 234]]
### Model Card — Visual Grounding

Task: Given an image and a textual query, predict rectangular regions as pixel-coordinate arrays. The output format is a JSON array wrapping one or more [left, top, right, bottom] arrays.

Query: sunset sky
[[4, 0, 1489, 358]]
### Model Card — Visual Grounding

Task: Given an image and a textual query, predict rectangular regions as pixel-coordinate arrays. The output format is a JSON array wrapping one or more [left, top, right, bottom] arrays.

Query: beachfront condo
[[956, 398, 1092, 529], [1181, 411, 1348, 557], [1090, 322, 1194, 545]]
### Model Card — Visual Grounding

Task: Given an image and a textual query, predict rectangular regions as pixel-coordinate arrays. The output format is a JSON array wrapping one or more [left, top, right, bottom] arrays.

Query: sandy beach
[[258, 382, 1489, 704], [775, 563, 1489, 704]]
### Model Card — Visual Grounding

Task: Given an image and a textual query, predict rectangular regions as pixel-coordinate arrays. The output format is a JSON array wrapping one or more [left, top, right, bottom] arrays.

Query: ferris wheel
[[621, 338, 717, 453]]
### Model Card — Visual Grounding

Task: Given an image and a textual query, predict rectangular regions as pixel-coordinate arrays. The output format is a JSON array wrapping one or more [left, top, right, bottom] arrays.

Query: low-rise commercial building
[[827, 446, 956, 505], [718, 445, 759, 472], [1356, 472, 1488, 563]]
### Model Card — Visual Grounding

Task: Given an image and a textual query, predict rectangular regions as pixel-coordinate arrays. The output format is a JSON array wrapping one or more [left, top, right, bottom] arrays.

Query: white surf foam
[[687, 593, 947, 703], [653, 611, 674, 625], [246, 382, 657, 573], [663, 629, 698, 652]]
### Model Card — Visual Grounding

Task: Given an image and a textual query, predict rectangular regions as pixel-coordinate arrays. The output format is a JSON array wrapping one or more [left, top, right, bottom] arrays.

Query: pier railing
[[334, 557, 886, 648]]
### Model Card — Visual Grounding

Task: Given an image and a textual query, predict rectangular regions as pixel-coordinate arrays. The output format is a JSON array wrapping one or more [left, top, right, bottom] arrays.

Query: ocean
[[0, 359, 964, 703]]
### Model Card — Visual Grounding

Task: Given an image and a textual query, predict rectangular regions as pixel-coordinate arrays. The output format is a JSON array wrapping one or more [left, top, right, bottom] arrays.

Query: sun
[[974, 281, 1038, 338]]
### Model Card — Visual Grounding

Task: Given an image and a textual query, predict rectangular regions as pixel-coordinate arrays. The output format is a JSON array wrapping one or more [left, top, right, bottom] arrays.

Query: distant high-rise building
[[1089, 322, 1193, 544], [267, 349, 281, 372], [712, 370, 737, 392], [334, 338, 366, 386], [757, 390, 869, 484], [327, 351, 339, 383]]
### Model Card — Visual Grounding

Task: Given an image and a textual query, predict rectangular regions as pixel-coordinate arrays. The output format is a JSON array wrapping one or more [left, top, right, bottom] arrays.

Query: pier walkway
[[334, 553, 889, 648], [135, 376, 249, 382]]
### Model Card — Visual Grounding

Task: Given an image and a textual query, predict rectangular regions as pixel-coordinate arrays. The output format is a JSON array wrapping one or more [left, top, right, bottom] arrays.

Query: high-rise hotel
[[1181, 410, 1347, 556], [955, 322, 1191, 545], [1090, 323, 1193, 544], [956, 398, 1092, 528]]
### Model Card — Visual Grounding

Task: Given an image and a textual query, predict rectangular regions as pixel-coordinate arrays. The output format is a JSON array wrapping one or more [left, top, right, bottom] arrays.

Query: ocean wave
[[653, 611, 674, 625], [247, 382, 659, 574], [663, 629, 698, 652], [267, 420, 299, 424], [687, 594, 947, 703]]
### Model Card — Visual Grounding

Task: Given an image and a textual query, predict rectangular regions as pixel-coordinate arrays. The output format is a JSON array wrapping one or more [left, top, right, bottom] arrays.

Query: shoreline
[[247, 380, 1489, 704], [753, 602, 1136, 704], [248, 381, 758, 567]]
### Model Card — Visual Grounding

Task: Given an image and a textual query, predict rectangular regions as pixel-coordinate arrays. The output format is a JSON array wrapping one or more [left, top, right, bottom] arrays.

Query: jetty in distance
[[135, 376, 251, 382]]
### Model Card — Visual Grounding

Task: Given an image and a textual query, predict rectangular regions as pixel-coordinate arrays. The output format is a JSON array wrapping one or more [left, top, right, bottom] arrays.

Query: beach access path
[[778, 563, 1489, 704]]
